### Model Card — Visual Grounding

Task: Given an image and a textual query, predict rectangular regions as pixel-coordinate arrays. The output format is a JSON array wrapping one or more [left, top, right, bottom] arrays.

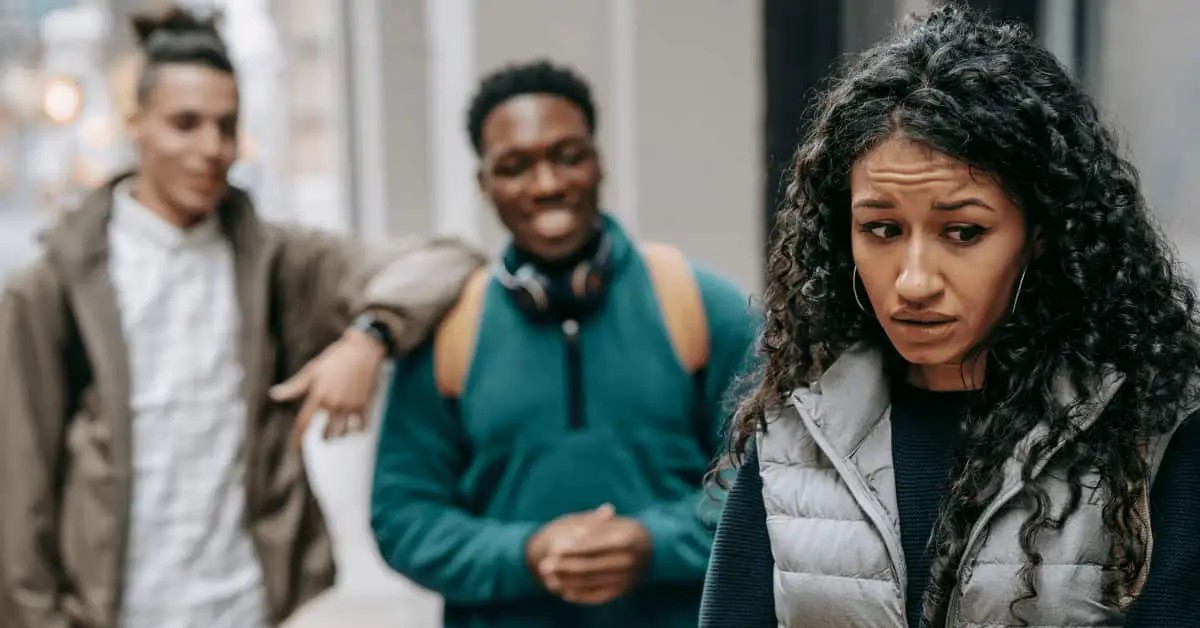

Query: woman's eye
[[862, 222, 901, 239], [945, 225, 988, 243]]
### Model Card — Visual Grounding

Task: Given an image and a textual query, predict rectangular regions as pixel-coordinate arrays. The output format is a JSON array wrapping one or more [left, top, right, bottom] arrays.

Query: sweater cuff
[[636, 509, 692, 584], [495, 521, 544, 600]]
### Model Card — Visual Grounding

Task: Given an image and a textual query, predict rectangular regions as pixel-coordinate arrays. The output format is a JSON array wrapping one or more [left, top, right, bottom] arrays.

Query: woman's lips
[[890, 318, 958, 343]]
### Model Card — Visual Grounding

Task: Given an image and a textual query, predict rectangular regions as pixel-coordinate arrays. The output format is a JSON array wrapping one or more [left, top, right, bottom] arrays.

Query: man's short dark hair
[[466, 59, 596, 155], [132, 6, 234, 105]]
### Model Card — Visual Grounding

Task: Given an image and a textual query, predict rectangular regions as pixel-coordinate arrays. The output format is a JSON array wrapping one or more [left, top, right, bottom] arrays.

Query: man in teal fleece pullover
[[370, 59, 757, 628]]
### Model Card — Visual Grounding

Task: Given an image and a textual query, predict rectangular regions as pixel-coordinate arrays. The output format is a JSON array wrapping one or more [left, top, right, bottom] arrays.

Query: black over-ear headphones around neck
[[493, 232, 613, 321]]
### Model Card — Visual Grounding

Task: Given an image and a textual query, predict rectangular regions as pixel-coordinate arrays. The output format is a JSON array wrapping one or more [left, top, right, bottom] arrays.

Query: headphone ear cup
[[516, 269, 551, 315], [496, 262, 552, 319], [497, 232, 612, 321], [510, 285, 536, 314], [570, 261, 592, 300], [570, 259, 608, 309]]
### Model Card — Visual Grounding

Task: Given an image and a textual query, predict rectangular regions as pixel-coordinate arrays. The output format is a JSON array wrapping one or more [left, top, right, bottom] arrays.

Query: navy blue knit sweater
[[699, 385, 1200, 627]]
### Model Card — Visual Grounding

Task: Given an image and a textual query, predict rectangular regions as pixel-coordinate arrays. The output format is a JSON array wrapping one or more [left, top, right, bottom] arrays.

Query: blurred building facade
[[0, 0, 354, 284], [354, 0, 765, 292], [4, 1, 1200, 288]]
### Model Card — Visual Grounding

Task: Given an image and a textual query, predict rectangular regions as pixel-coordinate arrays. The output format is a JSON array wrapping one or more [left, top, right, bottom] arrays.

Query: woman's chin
[[891, 342, 969, 370]]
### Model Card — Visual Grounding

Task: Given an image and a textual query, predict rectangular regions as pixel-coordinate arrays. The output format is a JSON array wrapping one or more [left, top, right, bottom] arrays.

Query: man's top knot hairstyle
[[132, 5, 234, 104], [466, 59, 596, 155]]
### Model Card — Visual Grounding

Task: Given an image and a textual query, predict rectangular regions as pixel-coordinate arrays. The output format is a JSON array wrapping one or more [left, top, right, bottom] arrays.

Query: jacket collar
[[791, 343, 1126, 471], [42, 172, 265, 278], [109, 179, 222, 251]]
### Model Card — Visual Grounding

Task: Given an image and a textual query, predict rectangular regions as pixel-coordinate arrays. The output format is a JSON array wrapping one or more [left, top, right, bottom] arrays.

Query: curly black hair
[[733, 3, 1200, 623], [132, 5, 233, 105], [466, 59, 596, 155]]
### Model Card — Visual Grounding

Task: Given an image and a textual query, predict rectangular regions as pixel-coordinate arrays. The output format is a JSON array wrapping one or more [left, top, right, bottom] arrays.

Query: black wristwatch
[[350, 313, 395, 354]]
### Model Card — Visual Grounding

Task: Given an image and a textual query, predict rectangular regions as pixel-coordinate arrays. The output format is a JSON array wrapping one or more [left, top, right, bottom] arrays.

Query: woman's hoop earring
[[1011, 267, 1028, 314], [851, 266, 868, 314]]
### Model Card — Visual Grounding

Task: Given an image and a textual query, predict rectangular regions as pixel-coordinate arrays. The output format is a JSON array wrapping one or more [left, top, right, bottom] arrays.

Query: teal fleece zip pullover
[[371, 218, 756, 628]]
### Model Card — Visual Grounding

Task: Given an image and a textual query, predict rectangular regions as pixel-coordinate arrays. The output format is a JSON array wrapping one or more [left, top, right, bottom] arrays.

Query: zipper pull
[[562, 318, 579, 339]]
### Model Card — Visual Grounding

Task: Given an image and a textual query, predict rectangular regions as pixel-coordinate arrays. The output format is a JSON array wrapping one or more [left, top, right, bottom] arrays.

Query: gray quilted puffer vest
[[758, 347, 1183, 627]]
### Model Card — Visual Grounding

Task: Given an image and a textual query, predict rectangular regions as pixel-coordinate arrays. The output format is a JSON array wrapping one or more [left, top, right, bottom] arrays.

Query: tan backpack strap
[[641, 242, 709, 373], [434, 268, 490, 397]]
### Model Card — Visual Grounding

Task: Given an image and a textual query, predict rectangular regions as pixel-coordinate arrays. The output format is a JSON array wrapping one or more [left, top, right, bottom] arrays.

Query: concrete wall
[[351, 0, 764, 293], [1091, 0, 1200, 277]]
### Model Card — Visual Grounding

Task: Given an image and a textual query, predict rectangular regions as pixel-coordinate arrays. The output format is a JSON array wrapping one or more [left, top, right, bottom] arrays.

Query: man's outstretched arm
[[266, 229, 486, 445]]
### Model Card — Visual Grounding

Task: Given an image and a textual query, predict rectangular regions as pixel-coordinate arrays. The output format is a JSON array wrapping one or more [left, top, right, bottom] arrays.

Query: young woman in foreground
[[700, 5, 1200, 627]]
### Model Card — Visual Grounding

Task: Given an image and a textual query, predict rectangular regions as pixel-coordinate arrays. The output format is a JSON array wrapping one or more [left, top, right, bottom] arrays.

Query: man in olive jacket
[[0, 6, 483, 628]]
